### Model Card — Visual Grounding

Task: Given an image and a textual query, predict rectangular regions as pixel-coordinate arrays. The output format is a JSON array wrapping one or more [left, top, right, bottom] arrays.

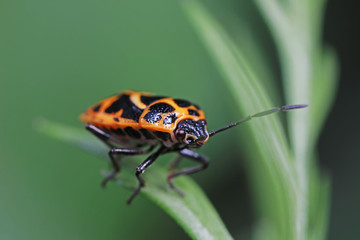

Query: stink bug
[[80, 90, 307, 204]]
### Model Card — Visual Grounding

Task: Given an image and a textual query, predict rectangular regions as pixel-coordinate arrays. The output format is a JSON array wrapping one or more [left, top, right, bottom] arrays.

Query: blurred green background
[[0, 0, 357, 239]]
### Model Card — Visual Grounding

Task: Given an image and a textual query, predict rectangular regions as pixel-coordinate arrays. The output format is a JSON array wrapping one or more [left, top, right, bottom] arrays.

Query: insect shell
[[80, 90, 209, 149]]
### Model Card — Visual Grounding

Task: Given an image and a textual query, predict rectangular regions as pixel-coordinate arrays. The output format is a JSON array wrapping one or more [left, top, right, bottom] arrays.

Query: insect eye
[[175, 128, 186, 139]]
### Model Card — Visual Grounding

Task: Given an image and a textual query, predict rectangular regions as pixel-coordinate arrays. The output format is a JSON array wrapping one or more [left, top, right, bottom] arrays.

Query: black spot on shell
[[144, 111, 162, 123], [149, 103, 175, 113], [113, 117, 120, 122], [124, 127, 141, 139], [163, 113, 177, 125], [139, 129, 155, 140], [174, 99, 191, 108], [93, 104, 101, 112], [153, 131, 171, 141], [105, 95, 124, 113], [188, 109, 200, 117], [122, 108, 143, 122], [105, 94, 143, 122], [144, 103, 175, 123], [140, 95, 166, 105]]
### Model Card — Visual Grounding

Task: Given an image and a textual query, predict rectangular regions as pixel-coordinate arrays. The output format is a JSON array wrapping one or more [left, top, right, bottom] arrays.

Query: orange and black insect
[[80, 90, 307, 204]]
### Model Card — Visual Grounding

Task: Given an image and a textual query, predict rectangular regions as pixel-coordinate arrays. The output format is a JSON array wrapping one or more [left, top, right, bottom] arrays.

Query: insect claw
[[167, 174, 185, 197], [174, 187, 185, 198], [101, 179, 108, 189], [101, 171, 117, 189]]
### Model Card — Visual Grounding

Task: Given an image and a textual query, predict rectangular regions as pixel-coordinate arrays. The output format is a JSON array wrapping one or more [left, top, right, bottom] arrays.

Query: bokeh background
[[0, 0, 358, 239]]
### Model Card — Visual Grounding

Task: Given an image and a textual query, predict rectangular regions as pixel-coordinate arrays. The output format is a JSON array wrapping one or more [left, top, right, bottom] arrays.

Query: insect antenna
[[208, 104, 308, 137]]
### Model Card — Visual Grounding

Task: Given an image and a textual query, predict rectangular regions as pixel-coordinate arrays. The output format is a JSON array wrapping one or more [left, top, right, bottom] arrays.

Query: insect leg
[[167, 148, 209, 196], [101, 145, 155, 188], [169, 155, 183, 170], [85, 124, 118, 148], [127, 146, 166, 205], [85, 124, 156, 187]]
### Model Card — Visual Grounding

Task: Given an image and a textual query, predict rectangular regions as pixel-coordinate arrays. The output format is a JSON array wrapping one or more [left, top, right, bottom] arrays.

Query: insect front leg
[[167, 148, 209, 196], [102, 146, 155, 188], [127, 146, 166, 205]]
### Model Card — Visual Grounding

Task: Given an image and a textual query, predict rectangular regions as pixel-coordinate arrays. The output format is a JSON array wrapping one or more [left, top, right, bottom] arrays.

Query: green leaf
[[34, 118, 233, 240], [254, 0, 338, 239], [307, 157, 331, 240], [181, 0, 336, 239], [181, 1, 303, 239]]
